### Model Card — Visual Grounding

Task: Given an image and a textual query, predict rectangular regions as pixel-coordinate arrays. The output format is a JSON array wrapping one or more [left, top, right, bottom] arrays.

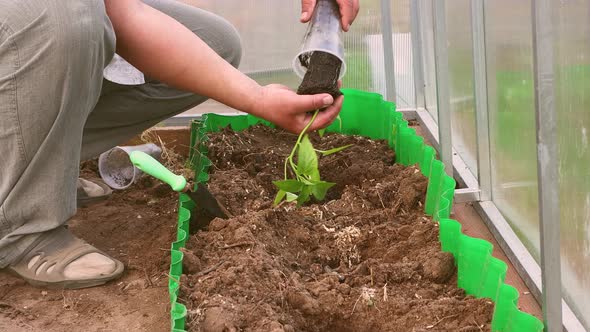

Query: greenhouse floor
[[452, 202, 542, 319], [0, 123, 542, 331]]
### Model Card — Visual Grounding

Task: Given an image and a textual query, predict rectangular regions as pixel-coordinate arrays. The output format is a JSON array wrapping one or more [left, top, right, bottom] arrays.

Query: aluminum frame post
[[380, 0, 397, 103], [410, 0, 425, 109], [432, 0, 453, 176], [531, 0, 563, 330], [470, 0, 492, 202]]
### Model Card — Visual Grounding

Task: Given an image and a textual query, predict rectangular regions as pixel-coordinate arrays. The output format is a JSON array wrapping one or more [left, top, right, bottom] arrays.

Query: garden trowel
[[129, 151, 231, 219]]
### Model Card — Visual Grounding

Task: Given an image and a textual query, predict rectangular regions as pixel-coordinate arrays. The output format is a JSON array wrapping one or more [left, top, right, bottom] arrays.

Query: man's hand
[[250, 85, 343, 134], [105, 0, 344, 134], [300, 0, 360, 32]]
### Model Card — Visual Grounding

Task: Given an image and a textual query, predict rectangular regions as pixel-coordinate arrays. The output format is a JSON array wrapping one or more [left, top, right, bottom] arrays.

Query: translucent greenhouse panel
[[445, 0, 478, 177], [391, 0, 414, 108], [177, 0, 397, 115], [484, 1, 540, 256], [342, 0, 384, 97], [417, 0, 438, 120], [554, 2, 590, 327]]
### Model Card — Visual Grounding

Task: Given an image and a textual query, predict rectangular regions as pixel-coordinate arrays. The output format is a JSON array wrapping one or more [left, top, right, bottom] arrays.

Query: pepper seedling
[[273, 111, 352, 206]]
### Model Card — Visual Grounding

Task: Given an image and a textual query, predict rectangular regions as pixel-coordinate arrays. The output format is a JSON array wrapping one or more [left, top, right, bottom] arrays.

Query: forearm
[[105, 0, 262, 114]]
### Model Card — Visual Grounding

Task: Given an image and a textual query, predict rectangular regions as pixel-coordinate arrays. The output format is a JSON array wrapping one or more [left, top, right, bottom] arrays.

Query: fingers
[[292, 93, 334, 112], [300, 0, 316, 22], [337, 0, 360, 31], [308, 95, 344, 131]]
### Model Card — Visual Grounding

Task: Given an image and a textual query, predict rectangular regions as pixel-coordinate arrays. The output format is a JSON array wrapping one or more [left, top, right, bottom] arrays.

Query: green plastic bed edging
[[167, 88, 544, 332]]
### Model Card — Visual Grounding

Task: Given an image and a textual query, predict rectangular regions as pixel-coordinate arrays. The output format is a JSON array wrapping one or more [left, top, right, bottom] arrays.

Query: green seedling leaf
[[311, 181, 336, 200], [273, 179, 304, 193], [310, 168, 320, 182], [296, 186, 312, 206], [297, 135, 318, 177], [318, 128, 326, 138], [316, 144, 353, 157], [273, 190, 286, 206], [300, 177, 314, 185], [286, 192, 299, 202]]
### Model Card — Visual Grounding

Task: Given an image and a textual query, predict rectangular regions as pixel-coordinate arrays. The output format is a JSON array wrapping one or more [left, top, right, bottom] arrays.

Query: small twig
[[376, 191, 386, 209], [194, 260, 225, 278], [383, 283, 388, 302], [144, 269, 153, 288], [165, 273, 180, 284], [473, 319, 484, 332], [425, 314, 459, 329], [351, 292, 363, 315], [220, 242, 254, 249]]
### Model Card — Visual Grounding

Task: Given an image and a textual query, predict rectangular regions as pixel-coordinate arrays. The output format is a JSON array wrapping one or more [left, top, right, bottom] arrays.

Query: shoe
[[77, 178, 112, 208], [7, 227, 124, 289]]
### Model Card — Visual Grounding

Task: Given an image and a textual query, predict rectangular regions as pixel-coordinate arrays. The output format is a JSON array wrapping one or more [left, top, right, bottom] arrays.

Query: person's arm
[[104, 0, 341, 133], [300, 0, 360, 31]]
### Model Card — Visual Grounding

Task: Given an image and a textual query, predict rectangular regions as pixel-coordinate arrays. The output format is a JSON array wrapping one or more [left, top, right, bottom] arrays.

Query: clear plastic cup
[[292, 0, 346, 79], [98, 143, 162, 190]]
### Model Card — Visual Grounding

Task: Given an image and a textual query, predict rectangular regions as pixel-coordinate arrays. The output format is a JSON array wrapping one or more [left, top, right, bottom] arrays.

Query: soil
[[181, 125, 494, 332], [0, 160, 179, 331], [297, 51, 342, 99]]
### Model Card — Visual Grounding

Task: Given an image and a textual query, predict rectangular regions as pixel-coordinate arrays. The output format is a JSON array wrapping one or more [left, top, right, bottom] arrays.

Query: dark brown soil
[[297, 51, 342, 99], [181, 126, 494, 332], [0, 160, 178, 331]]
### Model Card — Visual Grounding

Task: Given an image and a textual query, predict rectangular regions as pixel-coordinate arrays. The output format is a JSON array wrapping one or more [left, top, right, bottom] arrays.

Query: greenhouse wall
[[554, 1, 590, 328], [417, 0, 589, 328]]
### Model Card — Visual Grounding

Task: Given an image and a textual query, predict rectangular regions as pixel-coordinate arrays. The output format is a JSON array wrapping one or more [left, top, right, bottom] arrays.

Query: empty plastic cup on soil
[[98, 143, 162, 190], [292, 0, 346, 79]]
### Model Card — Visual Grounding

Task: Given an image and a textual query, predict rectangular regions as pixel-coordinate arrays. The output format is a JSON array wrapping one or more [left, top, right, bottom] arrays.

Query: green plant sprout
[[273, 111, 352, 206]]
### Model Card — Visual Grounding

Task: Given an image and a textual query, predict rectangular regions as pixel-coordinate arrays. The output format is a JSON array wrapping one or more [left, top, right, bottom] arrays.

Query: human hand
[[300, 0, 360, 32], [249, 84, 344, 134]]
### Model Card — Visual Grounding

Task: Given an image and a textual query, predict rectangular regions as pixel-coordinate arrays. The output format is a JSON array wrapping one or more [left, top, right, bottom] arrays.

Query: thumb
[[292, 93, 334, 112], [300, 0, 316, 22]]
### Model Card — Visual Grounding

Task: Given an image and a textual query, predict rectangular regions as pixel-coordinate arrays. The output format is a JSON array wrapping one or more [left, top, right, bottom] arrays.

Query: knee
[[217, 20, 242, 69], [197, 14, 242, 69]]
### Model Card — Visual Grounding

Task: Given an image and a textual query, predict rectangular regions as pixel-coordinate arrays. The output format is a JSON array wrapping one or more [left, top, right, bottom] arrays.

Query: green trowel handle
[[129, 151, 187, 192]]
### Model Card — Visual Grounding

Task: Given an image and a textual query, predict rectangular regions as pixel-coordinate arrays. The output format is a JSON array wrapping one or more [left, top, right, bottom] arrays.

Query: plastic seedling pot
[[292, 0, 346, 79], [98, 143, 162, 190]]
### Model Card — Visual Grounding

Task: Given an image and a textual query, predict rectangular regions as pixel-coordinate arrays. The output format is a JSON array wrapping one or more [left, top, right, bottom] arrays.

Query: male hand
[[300, 0, 360, 32], [250, 84, 343, 134]]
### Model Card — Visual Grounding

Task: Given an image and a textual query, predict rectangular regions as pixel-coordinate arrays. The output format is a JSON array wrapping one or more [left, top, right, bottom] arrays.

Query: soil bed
[[181, 125, 494, 332]]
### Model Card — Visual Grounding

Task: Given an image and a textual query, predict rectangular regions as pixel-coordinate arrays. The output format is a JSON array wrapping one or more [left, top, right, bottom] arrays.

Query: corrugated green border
[[167, 89, 544, 331]]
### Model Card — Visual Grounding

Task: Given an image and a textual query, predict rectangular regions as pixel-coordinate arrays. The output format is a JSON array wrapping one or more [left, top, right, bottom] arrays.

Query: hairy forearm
[[104, 0, 261, 114]]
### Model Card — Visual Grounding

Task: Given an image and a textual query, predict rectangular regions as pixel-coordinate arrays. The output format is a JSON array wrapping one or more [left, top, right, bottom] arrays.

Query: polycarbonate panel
[[554, 2, 590, 327], [485, 1, 540, 256], [177, 0, 391, 115], [390, 0, 415, 108], [343, 0, 384, 96], [445, 0, 477, 177], [418, 0, 438, 119]]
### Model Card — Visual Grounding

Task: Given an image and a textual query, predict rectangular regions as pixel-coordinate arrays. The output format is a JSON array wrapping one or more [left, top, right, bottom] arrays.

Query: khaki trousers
[[0, 0, 241, 267]]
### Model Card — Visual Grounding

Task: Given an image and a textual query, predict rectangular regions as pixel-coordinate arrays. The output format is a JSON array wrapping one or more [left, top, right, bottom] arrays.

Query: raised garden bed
[[168, 89, 544, 332]]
